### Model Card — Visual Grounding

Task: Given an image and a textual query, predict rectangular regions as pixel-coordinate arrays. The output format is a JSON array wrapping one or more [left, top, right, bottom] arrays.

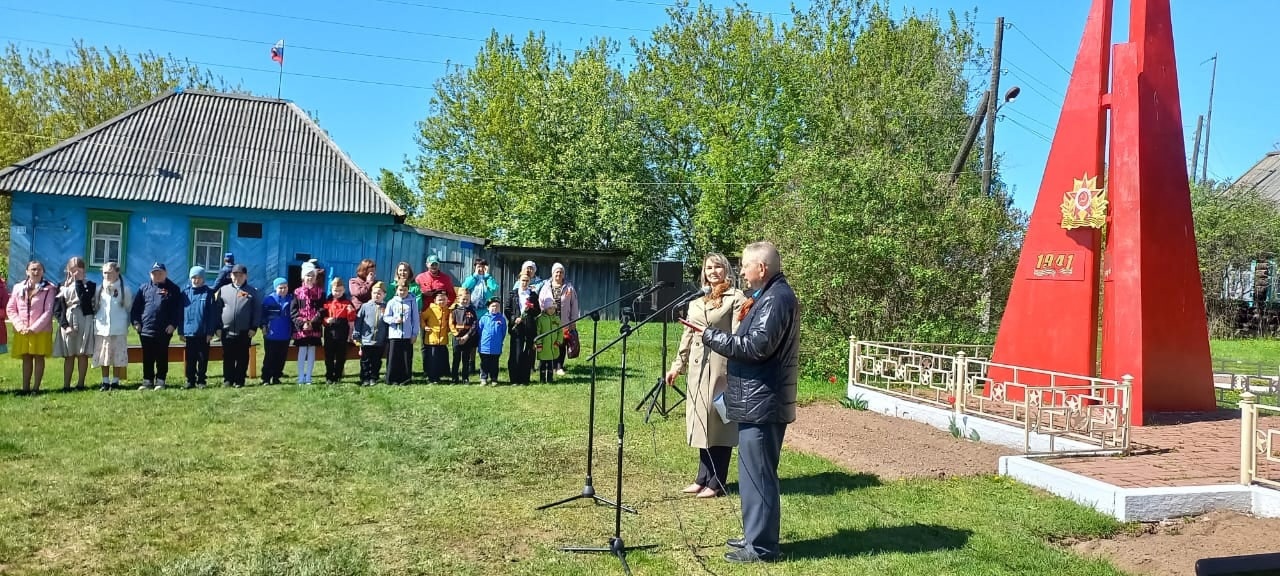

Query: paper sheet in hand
[[713, 392, 730, 424]]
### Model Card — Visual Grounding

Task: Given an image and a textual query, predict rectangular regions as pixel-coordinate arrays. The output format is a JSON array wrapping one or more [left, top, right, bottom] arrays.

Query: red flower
[[828, 375, 837, 384], [946, 395, 956, 405]]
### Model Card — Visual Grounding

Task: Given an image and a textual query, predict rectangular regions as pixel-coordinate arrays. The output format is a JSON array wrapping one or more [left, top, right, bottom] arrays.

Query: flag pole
[[277, 60, 283, 99]]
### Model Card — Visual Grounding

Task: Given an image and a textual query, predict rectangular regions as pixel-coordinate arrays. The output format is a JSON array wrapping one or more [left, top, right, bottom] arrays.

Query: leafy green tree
[[0, 41, 235, 276], [1190, 179, 1280, 336], [628, 3, 801, 263], [376, 168, 421, 219], [759, 2, 1021, 372], [413, 32, 669, 275]]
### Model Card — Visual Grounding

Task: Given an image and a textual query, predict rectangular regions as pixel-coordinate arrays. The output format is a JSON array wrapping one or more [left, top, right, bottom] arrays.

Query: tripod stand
[[635, 313, 685, 421], [536, 283, 662, 513], [561, 288, 704, 574]]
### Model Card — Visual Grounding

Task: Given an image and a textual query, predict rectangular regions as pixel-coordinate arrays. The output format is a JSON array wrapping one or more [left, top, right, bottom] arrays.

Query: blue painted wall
[[8, 193, 476, 292]]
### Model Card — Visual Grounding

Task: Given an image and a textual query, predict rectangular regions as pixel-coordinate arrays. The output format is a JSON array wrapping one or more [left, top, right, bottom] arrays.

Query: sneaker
[[138, 381, 151, 391], [184, 382, 196, 390], [154, 380, 165, 390], [197, 383, 207, 389], [556, 369, 566, 377]]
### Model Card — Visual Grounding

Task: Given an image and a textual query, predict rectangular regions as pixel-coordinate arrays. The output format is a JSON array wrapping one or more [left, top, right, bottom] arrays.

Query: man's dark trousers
[[738, 422, 786, 559], [222, 334, 251, 386]]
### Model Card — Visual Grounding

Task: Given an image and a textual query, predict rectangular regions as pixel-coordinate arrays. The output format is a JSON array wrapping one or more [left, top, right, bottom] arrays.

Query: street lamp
[[999, 86, 1021, 111]]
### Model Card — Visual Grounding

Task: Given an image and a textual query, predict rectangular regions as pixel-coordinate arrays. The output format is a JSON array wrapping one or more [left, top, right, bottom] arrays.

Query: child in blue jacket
[[260, 278, 293, 385], [181, 266, 219, 389], [477, 297, 507, 386]]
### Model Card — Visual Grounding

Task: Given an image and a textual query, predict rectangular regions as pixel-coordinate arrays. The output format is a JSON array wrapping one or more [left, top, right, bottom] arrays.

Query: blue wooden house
[[0, 89, 480, 290]]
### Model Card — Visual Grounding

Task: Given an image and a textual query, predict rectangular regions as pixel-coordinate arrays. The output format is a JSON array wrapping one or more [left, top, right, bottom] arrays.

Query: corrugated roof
[[0, 89, 404, 217], [1234, 151, 1280, 203]]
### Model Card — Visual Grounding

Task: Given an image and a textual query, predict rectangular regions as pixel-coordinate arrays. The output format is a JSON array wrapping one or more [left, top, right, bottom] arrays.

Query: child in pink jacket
[[7, 260, 57, 395]]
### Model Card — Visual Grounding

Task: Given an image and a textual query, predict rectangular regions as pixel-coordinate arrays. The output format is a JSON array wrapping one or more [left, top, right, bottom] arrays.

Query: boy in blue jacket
[[130, 262, 184, 390], [260, 278, 293, 385], [181, 266, 219, 389], [477, 297, 507, 386]]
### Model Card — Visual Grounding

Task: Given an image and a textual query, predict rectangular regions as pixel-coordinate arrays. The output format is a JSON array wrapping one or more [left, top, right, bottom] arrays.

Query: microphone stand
[[560, 288, 702, 574], [536, 282, 662, 514], [635, 307, 686, 420]]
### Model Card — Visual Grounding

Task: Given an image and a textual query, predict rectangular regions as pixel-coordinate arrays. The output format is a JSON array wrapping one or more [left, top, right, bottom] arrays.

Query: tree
[[376, 168, 421, 219], [628, 3, 801, 263], [758, 2, 1021, 372], [1190, 179, 1280, 336], [0, 41, 236, 276], [412, 32, 669, 275]]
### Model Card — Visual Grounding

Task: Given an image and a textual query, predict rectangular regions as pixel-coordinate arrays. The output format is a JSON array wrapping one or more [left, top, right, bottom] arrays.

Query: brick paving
[[1050, 411, 1280, 488]]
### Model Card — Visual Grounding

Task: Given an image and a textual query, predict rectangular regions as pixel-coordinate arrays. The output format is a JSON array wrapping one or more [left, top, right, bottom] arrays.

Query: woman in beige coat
[[664, 253, 746, 498]]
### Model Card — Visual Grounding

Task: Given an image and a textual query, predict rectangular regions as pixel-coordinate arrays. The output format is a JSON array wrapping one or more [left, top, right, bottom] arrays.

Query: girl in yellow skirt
[[6, 261, 57, 395]]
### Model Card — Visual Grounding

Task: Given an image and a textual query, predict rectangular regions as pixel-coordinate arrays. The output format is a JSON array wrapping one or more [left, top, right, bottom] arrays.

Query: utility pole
[[981, 17, 1005, 198], [979, 17, 1005, 334], [1190, 114, 1203, 183], [1201, 53, 1218, 183], [949, 90, 990, 185]]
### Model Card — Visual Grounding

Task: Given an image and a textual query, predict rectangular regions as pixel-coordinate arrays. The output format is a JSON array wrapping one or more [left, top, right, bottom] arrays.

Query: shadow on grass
[[785, 524, 971, 560], [726, 470, 882, 496]]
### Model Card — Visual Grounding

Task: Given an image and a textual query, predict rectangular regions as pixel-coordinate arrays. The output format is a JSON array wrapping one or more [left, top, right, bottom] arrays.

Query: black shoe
[[726, 538, 746, 549], [724, 548, 775, 564], [184, 383, 196, 390], [76, 384, 87, 391]]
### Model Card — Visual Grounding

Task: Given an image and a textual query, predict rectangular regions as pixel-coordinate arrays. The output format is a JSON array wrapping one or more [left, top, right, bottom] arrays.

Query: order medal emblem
[[1059, 174, 1108, 230]]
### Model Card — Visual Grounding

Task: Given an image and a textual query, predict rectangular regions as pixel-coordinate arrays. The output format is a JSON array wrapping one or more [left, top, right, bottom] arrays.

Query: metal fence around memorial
[[849, 339, 1131, 455]]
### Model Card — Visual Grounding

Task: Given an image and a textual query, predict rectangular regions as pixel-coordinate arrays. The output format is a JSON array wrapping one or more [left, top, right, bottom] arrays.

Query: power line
[[1002, 116, 1053, 144], [0, 7, 464, 68], [1007, 22, 1072, 77], [0, 37, 433, 90], [1005, 106, 1056, 133], [372, 0, 650, 33], [161, 0, 484, 43], [612, 0, 792, 18], [1003, 57, 1064, 99]]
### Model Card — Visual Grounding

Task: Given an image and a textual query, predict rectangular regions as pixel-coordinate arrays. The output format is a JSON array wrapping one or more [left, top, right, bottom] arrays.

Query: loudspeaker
[[1196, 552, 1280, 575], [651, 260, 686, 321]]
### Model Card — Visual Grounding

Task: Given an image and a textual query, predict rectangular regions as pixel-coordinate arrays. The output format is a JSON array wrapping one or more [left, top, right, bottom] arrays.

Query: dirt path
[[786, 403, 1014, 480], [789, 403, 1280, 576], [1068, 511, 1280, 576]]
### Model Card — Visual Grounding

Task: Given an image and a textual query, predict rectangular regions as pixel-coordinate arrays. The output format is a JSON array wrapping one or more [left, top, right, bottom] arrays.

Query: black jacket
[[131, 279, 184, 337], [702, 273, 798, 424]]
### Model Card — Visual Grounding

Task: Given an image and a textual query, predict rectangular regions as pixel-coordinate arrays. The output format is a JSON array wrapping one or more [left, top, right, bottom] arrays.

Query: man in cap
[[215, 263, 260, 388], [130, 262, 184, 390], [415, 254, 457, 307], [214, 252, 235, 291]]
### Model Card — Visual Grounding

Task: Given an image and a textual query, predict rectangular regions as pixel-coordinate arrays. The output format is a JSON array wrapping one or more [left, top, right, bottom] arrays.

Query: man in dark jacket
[[702, 241, 798, 563], [131, 262, 184, 390], [215, 264, 260, 388]]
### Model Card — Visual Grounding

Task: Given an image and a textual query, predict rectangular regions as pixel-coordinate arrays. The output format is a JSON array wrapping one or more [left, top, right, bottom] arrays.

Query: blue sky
[[2, 0, 1275, 213]]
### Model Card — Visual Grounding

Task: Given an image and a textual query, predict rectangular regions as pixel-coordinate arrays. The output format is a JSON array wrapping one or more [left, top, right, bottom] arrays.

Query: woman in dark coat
[[506, 279, 539, 385]]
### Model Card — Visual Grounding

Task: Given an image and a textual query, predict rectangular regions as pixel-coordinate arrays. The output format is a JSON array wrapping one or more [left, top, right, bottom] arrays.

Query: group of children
[[1, 256, 569, 393], [351, 279, 563, 386]]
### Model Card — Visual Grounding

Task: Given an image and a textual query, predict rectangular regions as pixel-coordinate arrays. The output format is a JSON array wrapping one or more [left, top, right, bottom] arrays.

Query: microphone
[[673, 285, 711, 307]]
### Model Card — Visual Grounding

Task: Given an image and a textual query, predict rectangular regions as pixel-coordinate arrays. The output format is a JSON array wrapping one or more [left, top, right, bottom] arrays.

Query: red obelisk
[[991, 0, 1215, 423], [1100, 0, 1215, 423], [989, 0, 1112, 387]]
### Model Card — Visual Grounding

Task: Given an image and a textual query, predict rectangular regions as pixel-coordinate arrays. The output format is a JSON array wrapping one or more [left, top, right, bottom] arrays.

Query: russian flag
[[270, 39, 284, 64]]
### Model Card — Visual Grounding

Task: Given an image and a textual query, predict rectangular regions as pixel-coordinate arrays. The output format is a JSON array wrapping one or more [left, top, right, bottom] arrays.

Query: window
[[86, 210, 129, 271], [237, 222, 263, 239], [189, 218, 229, 272]]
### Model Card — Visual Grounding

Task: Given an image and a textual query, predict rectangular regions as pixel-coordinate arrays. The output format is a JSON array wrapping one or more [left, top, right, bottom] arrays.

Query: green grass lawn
[[1210, 339, 1280, 371], [0, 321, 1128, 575]]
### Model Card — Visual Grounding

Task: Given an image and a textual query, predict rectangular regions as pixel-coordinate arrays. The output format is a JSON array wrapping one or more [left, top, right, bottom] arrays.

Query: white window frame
[[192, 227, 226, 271], [90, 220, 124, 268]]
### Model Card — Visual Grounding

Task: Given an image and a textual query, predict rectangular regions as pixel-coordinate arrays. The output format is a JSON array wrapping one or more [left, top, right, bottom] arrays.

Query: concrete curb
[[999, 455, 1263, 522]]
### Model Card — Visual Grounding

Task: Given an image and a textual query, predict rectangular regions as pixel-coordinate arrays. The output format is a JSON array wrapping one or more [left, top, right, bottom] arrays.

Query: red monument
[[990, 0, 1215, 425]]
